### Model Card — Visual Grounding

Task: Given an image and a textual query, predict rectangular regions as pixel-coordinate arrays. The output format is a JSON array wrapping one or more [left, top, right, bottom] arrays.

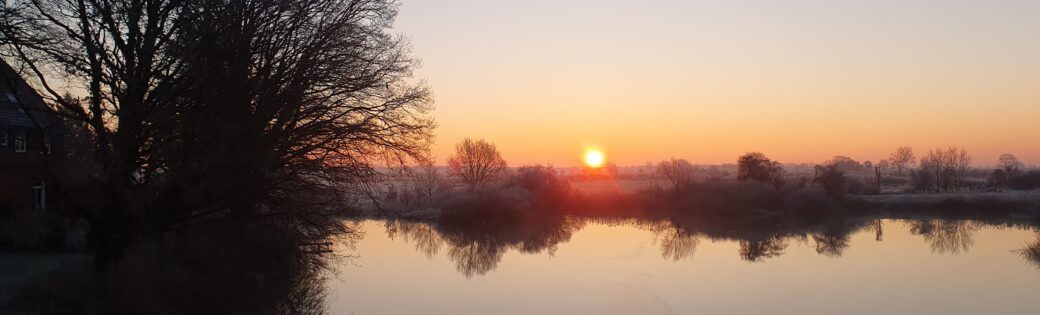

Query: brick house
[[0, 59, 66, 217]]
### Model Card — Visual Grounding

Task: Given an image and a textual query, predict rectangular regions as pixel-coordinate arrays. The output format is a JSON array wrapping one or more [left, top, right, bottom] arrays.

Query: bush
[[437, 188, 530, 226], [1009, 171, 1040, 190], [909, 169, 936, 192], [813, 164, 847, 198], [513, 165, 571, 207]]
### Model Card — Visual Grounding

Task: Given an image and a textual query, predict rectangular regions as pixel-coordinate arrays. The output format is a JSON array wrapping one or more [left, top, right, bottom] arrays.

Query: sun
[[584, 150, 605, 168]]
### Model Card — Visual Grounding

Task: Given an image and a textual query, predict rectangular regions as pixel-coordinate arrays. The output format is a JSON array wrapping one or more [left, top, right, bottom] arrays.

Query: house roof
[[0, 59, 59, 130]]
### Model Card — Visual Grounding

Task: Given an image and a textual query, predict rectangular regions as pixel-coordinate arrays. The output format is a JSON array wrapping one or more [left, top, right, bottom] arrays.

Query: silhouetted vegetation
[[737, 152, 785, 188], [1009, 171, 1040, 190], [447, 138, 509, 191], [889, 146, 916, 175], [1, 0, 430, 312]]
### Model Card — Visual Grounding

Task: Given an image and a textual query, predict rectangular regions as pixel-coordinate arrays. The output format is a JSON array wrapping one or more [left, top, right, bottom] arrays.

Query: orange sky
[[395, 0, 1040, 167]]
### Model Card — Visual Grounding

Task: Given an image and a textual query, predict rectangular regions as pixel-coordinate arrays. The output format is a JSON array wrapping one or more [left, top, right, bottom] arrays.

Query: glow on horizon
[[396, 0, 1040, 167]]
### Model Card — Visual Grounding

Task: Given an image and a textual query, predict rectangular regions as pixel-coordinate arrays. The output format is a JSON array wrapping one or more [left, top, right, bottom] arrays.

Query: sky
[[394, 0, 1040, 167]]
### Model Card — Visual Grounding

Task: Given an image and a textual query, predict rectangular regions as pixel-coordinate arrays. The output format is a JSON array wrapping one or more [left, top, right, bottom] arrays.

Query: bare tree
[[656, 158, 695, 190], [921, 150, 944, 193], [447, 138, 508, 190], [1, 0, 189, 269], [921, 147, 965, 192], [999, 153, 1023, 176], [889, 146, 916, 175], [1, 0, 434, 270], [950, 147, 972, 189], [411, 162, 446, 203]]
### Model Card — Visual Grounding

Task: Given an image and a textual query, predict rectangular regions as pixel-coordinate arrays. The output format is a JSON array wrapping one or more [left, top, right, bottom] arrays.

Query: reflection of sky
[[328, 220, 1040, 314]]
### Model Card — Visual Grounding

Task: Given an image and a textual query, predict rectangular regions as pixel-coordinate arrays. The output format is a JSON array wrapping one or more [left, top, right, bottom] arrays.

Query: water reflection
[[907, 220, 977, 254], [383, 216, 584, 277], [739, 237, 789, 262], [1018, 232, 1040, 268], [651, 224, 701, 261], [372, 215, 1040, 277]]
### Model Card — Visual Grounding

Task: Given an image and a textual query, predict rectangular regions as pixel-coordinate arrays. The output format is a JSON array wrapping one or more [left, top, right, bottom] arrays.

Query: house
[[0, 59, 66, 217]]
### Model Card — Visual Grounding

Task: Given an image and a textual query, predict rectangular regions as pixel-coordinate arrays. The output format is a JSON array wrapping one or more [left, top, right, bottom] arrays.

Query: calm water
[[327, 218, 1040, 315]]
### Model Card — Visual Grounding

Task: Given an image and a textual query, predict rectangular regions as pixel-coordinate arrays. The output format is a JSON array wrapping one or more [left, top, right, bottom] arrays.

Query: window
[[33, 183, 46, 210], [43, 135, 52, 154], [14, 132, 26, 153], [5, 92, 17, 103], [0, 130, 6, 146]]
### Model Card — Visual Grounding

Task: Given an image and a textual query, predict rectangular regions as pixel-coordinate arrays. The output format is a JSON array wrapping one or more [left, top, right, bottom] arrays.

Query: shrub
[[437, 188, 530, 226], [813, 164, 847, 198], [513, 165, 571, 207], [1009, 171, 1040, 190]]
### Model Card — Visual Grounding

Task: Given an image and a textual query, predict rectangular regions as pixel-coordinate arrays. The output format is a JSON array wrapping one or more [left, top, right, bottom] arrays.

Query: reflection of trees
[[812, 233, 849, 258], [739, 237, 788, 262], [385, 220, 443, 258], [1018, 233, 1040, 269], [652, 224, 700, 261], [445, 235, 508, 277], [809, 220, 869, 258], [273, 265, 331, 315], [385, 216, 583, 277], [908, 220, 976, 254]]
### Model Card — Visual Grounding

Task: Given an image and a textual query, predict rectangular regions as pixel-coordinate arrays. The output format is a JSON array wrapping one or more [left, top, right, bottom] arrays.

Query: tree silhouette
[[656, 158, 695, 190], [1, 0, 433, 271], [736, 152, 784, 188], [888, 146, 916, 175], [998, 153, 1023, 177], [447, 138, 508, 191]]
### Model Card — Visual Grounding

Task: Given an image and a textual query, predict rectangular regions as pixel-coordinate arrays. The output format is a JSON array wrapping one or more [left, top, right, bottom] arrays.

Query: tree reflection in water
[[385, 220, 444, 258], [651, 223, 701, 261], [739, 237, 789, 262], [383, 216, 584, 277], [379, 215, 1029, 276], [907, 219, 977, 254]]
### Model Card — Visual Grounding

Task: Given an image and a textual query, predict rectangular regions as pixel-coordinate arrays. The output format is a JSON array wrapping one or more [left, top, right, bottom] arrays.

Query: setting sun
[[584, 150, 605, 168]]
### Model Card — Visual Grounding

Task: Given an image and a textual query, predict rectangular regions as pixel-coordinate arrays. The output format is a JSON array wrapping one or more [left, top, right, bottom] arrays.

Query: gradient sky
[[395, 0, 1040, 167]]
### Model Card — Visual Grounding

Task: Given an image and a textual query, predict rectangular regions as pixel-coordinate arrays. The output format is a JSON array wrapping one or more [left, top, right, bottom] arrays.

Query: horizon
[[396, 0, 1040, 167]]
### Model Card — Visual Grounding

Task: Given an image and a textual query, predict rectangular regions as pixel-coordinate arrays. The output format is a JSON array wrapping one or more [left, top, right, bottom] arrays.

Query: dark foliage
[[1009, 171, 1040, 190]]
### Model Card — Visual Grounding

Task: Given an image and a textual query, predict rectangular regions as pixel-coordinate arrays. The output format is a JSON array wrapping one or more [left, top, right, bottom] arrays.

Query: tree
[[447, 138, 508, 190], [889, 146, 916, 175], [920, 150, 946, 193], [656, 158, 695, 190], [737, 152, 784, 188], [813, 163, 847, 198], [1, 0, 185, 269], [950, 147, 972, 189], [827, 155, 864, 172], [411, 162, 447, 203], [987, 169, 1009, 187], [1, 0, 434, 270], [998, 153, 1023, 176], [920, 147, 968, 192]]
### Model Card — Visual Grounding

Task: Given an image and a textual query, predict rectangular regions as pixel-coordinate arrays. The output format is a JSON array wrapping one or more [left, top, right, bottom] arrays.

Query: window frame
[[32, 183, 46, 210], [13, 131, 26, 153]]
